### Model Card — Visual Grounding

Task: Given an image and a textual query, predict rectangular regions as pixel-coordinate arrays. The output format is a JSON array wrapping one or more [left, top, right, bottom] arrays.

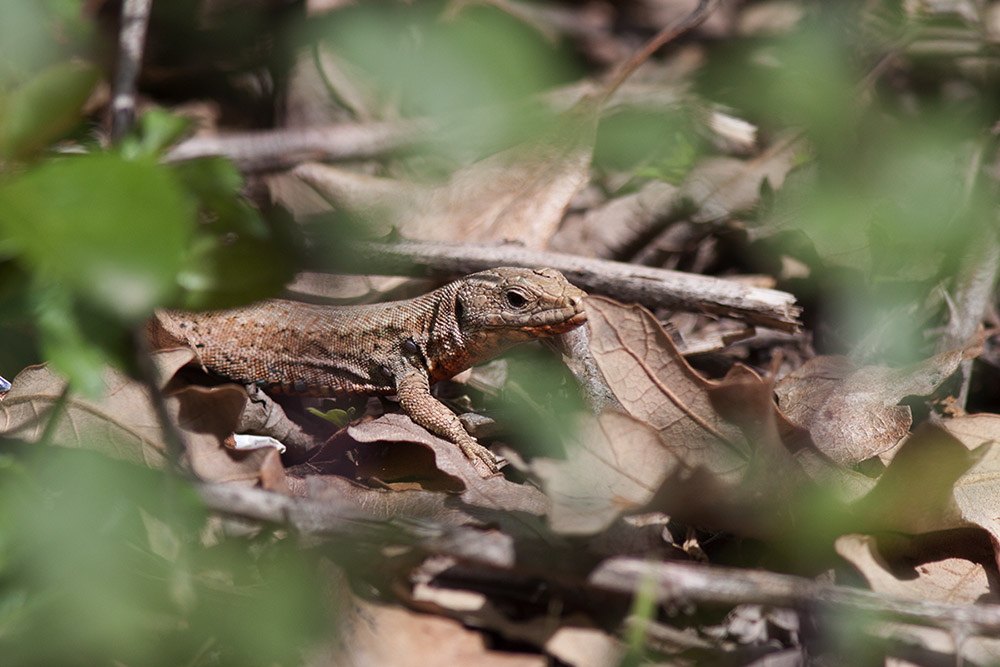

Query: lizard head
[[453, 267, 587, 340]]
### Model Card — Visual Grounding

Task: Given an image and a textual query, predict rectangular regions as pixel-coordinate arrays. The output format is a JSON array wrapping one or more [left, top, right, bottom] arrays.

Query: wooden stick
[[164, 121, 425, 171], [316, 239, 802, 332], [111, 0, 152, 140]]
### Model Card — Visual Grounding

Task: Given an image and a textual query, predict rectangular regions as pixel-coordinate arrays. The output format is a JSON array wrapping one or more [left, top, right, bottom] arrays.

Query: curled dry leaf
[[939, 414, 1000, 564], [584, 296, 749, 465], [848, 416, 1000, 569], [836, 534, 1000, 665], [347, 413, 550, 516], [549, 177, 679, 258], [775, 349, 964, 466], [532, 410, 670, 534], [410, 109, 596, 247], [835, 534, 991, 605], [174, 383, 281, 486]]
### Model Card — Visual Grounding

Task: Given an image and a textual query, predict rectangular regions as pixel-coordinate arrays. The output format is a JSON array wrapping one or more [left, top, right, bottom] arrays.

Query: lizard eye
[[504, 289, 528, 309]]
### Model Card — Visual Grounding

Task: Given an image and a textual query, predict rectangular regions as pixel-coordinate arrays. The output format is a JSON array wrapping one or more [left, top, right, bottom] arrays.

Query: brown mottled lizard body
[[152, 267, 587, 471]]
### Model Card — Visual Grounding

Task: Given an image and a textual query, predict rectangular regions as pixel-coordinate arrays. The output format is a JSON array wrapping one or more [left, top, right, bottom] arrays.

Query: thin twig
[[164, 122, 425, 171], [589, 557, 1000, 636], [111, 0, 153, 141], [597, 0, 719, 107]]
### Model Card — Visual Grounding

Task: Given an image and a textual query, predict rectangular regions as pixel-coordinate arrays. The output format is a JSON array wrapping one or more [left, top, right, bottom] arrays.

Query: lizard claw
[[460, 440, 501, 475]]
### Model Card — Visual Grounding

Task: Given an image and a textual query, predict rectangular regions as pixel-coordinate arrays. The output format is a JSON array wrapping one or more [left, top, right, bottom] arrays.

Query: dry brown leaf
[[326, 592, 544, 667], [680, 138, 800, 223], [853, 424, 980, 536], [848, 416, 1000, 570], [837, 533, 1000, 665], [297, 105, 597, 248], [287, 163, 428, 231], [408, 111, 596, 247], [0, 353, 282, 487], [775, 350, 963, 466], [532, 410, 672, 534], [549, 179, 679, 258], [939, 414, 1000, 562], [0, 358, 185, 467], [176, 384, 279, 485], [347, 413, 550, 515], [584, 296, 750, 475], [835, 534, 991, 605], [534, 297, 820, 536]]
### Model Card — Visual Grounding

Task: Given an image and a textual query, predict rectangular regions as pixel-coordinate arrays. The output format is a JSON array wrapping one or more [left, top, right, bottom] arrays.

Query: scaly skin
[[152, 267, 587, 472]]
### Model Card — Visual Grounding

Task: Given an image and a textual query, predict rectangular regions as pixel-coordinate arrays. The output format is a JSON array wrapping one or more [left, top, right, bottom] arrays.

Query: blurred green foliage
[[595, 108, 701, 183], [0, 61, 100, 160], [0, 59, 297, 394], [698, 12, 997, 361], [0, 2, 313, 663], [0, 0, 94, 86], [0, 154, 194, 320], [0, 447, 328, 666], [317, 2, 580, 161], [491, 347, 585, 458]]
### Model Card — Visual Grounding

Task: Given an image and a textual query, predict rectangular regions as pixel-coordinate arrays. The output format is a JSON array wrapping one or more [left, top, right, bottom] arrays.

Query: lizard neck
[[418, 283, 518, 382]]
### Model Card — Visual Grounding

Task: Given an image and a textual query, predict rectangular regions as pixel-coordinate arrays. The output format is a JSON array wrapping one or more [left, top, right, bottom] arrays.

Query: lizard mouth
[[565, 309, 588, 327], [522, 308, 588, 336]]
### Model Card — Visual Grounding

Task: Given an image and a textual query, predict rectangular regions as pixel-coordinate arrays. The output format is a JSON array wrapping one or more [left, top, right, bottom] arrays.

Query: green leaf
[[323, 3, 578, 157], [306, 406, 354, 427], [118, 109, 193, 160], [32, 283, 122, 396], [171, 157, 299, 310], [0, 0, 94, 86], [0, 61, 100, 160], [0, 153, 194, 321]]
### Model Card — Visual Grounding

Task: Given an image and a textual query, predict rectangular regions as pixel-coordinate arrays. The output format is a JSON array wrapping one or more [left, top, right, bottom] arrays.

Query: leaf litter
[[9, 0, 1000, 664]]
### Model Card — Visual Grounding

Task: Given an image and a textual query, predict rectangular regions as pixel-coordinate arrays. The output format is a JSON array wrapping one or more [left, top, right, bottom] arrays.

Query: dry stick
[[197, 482, 1000, 636], [197, 482, 516, 567], [936, 142, 1000, 409], [111, 0, 153, 141], [324, 239, 801, 332], [589, 557, 1000, 635], [164, 121, 425, 171]]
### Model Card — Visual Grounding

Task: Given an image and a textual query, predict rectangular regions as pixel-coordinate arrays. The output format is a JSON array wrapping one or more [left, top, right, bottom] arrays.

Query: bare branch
[[111, 0, 153, 141], [164, 121, 424, 171], [590, 557, 1000, 636]]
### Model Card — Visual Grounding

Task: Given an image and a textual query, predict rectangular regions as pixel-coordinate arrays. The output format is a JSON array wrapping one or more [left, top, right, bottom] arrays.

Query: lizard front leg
[[395, 367, 500, 474]]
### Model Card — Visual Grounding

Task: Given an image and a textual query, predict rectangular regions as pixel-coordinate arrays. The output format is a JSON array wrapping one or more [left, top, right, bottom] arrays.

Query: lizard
[[150, 267, 587, 473]]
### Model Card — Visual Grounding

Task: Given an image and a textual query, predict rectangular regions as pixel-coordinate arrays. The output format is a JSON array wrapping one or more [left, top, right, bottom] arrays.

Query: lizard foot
[[459, 440, 501, 474]]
